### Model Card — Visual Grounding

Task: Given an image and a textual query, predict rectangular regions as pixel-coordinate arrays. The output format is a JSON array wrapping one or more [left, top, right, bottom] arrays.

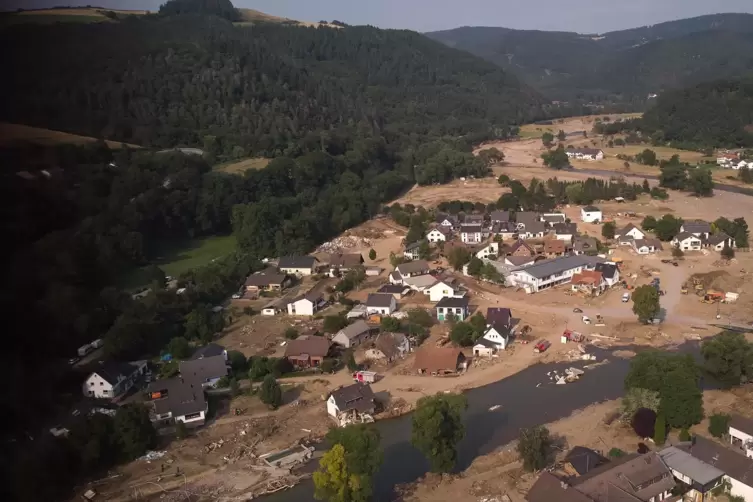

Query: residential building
[[244, 269, 291, 296], [526, 472, 593, 502], [395, 260, 430, 278], [365, 266, 382, 276], [326, 383, 376, 424], [436, 213, 459, 230], [147, 377, 208, 427], [365, 293, 397, 315], [179, 355, 228, 388], [332, 320, 375, 348], [436, 296, 469, 321], [474, 241, 499, 259], [680, 220, 712, 239], [365, 332, 410, 362], [672, 232, 702, 251], [489, 210, 510, 223], [659, 445, 725, 500], [463, 213, 485, 225], [729, 414, 753, 459], [572, 236, 598, 255], [505, 255, 536, 267], [414, 346, 467, 375], [580, 205, 602, 223], [287, 291, 323, 316], [284, 337, 331, 368], [486, 307, 513, 331], [478, 324, 509, 352], [278, 256, 318, 276], [403, 241, 421, 260], [460, 224, 484, 244], [553, 222, 577, 241], [570, 270, 606, 296], [544, 239, 567, 257], [328, 253, 364, 276], [705, 232, 735, 251], [520, 220, 546, 239], [541, 213, 567, 226], [566, 148, 604, 161], [562, 447, 609, 477], [506, 239, 535, 257], [403, 274, 440, 292], [426, 278, 467, 303], [377, 284, 410, 299], [594, 263, 620, 287], [632, 238, 663, 255], [508, 255, 604, 293], [717, 152, 740, 166], [682, 435, 753, 501], [82, 360, 148, 399], [190, 343, 227, 361], [426, 227, 450, 243], [515, 211, 541, 230], [261, 297, 288, 316], [616, 223, 646, 243], [492, 221, 518, 240]]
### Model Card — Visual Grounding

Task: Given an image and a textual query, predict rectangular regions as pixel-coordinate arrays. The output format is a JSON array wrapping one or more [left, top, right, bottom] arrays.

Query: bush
[[284, 327, 299, 339], [679, 428, 691, 441], [517, 426, 552, 472], [721, 246, 735, 260], [260, 375, 282, 409], [175, 420, 188, 439], [320, 359, 336, 373], [242, 306, 255, 316], [708, 413, 730, 438], [608, 447, 625, 458], [654, 413, 667, 445], [631, 408, 657, 438], [380, 316, 401, 332], [345, 350, 358, 371], [216, 376, 230, 388], [323, 315, 348, 333]]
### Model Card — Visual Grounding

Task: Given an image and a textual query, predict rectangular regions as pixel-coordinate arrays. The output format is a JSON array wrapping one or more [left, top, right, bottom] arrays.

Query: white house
[[395, 260, 430, 279], [426, 279, 467, 303], [594, 263, 620, 288], [83, 361, 147, 399], [729, 415, 753, 459], [426, 227, 449, 243], [148, 377, 208, 427], [261, 298, 287, 316], [519, 221, 546, 239], [705, 233, 735, 251], [580, 205, 602, 223], [287, 292, 322, 316], [179, 355, 228, 389], [460, 224, 484, 244], [566, 148, 604, 161], [278, 256, 318, 276], [474, 241, 499, 259], [403, 241, 421, 260], [436, 214, 459, 230], [365, 293, 397, 315], [672, 232, 702, 251], [632, 238, 663, 255], [326, 383, 376, 425], [682, 436, 753, 502], [553, 223, 576, 241], [507, 255, 604, 293], [680, 220, 712, 239], [481, 324, 509, 350], [616, 223, 646, 244]]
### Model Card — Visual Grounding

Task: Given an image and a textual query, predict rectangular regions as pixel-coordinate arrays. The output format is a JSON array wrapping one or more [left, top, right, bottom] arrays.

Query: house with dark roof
[[395, 260, 430, 278], [729, 414, 753, 458], [436, 296, 469, 321], [278, 256, 318, 276], [436, 213, 459, 229], [632, 238, 663, 255], [377, 284, 411, 299], [147, 377, 208, 427], [616, 223, 646, 244], [463, 213, 485, 225], [572, 236, 598, 255], [426, 226, 451, 243], [460, 224, 484, 244], [327, 253, 364, 276], [244, 269, 291, 296], [681, 435, 753, 501], [486, 307, 512, 330], [365, 293, 397, 315], [287, 291, 324, 316], [190, 343, 227, 361], [594, 263, 620, 287], [659, 444, 725, 500], [508, 255, 604, 293], [672, 231, 702, 251], [566, 148, 604, 161], [520, 220, 546, 239], [580, 205, 602, 223], [365, 332, 410, 362], [505, 255, 536, 267], [332, 320, 376, 349], [562, 446, 609, 477], [680, 220, 712, 239], [554, 222, 577, 241], [326, 383, 376, 425], [492, 221, 518, 240], [284, 337, 332, 369], [403, 240, 421, 260], [515, 212, 541, 230], [542, 213, 567, 226], [489, 210, 510, 223], [704, 232, 735, 251], [179, 355, 228, 388], [82, 360, 148, 399], [526, 472, 593, 502], [505, 239, 535, 257], [414, 346, 467, 375]]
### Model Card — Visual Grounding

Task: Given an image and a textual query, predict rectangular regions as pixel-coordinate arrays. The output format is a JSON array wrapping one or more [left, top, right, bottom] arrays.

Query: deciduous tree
[[411, 393, 467, 472], [701, 331, 753, 387], [542, 132, 554, 148], [447, 247, 471, 271], [517, 426, 552, 472], [631, 285, 660, 323], [260, 374, 282, 409], [601, 221, 616, 240], [323, 425, 382, 501], [368, 248, 376, 260], [113, 404, 156, 460], [708, 413, 730, 438]]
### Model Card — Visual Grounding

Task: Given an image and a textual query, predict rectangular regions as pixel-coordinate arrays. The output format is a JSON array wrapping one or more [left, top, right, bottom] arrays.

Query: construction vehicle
[[702, 290, 725, 303]]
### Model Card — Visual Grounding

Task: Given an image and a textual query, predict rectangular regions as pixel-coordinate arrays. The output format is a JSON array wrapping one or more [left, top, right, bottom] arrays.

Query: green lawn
[[121, 235, 237, 290]]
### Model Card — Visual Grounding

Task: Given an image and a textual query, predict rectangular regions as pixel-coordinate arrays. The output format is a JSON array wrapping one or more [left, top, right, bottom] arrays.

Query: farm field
[[1, 7, 147, 26], [214, 157, 271, 174], [0, 122, 139, 149], [517, 113, 642, 138]]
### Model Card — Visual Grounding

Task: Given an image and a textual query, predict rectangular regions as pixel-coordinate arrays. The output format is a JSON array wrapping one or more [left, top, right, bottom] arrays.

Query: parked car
[[582, 316, 591, 324], [622, 293, 631, 302], [572, 308, 583, 313]]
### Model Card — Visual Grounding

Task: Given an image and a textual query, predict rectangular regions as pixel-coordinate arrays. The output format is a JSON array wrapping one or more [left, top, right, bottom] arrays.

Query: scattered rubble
[[140, 450, 166, 461], [316, 234, 373, 253]]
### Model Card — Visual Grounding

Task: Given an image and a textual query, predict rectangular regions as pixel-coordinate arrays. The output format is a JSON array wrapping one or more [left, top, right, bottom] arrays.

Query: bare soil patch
[[0, 122, 138, 149]]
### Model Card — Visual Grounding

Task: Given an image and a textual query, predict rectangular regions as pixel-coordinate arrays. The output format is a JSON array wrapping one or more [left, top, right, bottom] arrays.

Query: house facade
[[580, 206, 602, 223], [566, 148, 604, 161], [729, 414, 753, 459], [284, 337, 331, 368], [680, 220, 712, 239], [179, 355, 228, 389], [332, 320, 375, 348], [616, 223, 646, 244], [594, 263, 620, 288], [365, 332, 410, 362], [435, 296, 469, 321], [244, 269, 290, 296], [365, 293, 397, 315], [426, 228, 449, 243], [460, 224, 484, 244], [705, 233, 735, 251], [287, 294, 321, 316], [426, 279, 466, 303], [83, 361, 148, 399], [414, 346, 467, 375], [148, 378, 208, 427], [474, 241, 499, 259], [672, 232, 702, 251], [632, 238, 662, 255], [403, 241, 421, 260], [278, 256, 318, 276], [395, 260, 430, 278], [508, 255, 603, 293], [326, 383, 376, 425]]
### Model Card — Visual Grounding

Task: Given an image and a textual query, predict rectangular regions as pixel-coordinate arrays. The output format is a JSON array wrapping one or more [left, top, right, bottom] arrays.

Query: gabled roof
[[705, 232, 732, 246], [522, 221, 546, 234], [542, 213, 566, 224], [582, 205, 600, 212], [436, 213, 458, 224], [571, 452, 675, 502], [366, 293, 395, 308], [378, 284, 409, 294], [515, 255, 604, 279], [90, 361, 144, 386], [463, 214, 485, 223], [506, 255, 536, 267], [290, 290, 323, 304], [329, 253, 363, 268], [554, 222, 577, 235], [428, 226, 452, 235], [633, 238, 663, 250], [372, 332, 407, 359], [682, 435, 753, 485], [436, 296, 469, 308], [526, 472, 593, 502], [244, 269, 289, 287], [329, 383, 375, 412], [617, 223, 643, 237], [658, 445, 724, 485], [179, 355, 228, 383], [278, 256, 318, 269], [515, 211, 540, 226], [396, 260, 430, 275], [573, 236, 597, 253], [336, 320, 372, 340], [191, 343, 225, 360], [594, 263, 618, 280], [489, 210, 510, 222], [148, 377, 206, 418], [572, 270, 603, 286], [673, 231, 699, 242], [474, 337, 498, 348], [284, 336, 331, 358], [508, 239, 534, 255], [564, 446, 609, 476], [487, 307, 511, 326], [682, 220, 711, 233], [545, 240, 567, 254], [405, 241, 421, 251], [413, 346, 464, 372], [460, 224, 483, 233]]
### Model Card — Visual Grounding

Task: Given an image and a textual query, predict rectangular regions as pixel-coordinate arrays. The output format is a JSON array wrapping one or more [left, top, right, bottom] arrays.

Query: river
[[263, 341, 705, 502]]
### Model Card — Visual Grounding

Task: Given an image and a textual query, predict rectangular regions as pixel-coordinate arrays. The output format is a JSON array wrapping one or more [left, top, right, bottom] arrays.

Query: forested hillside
[[426, 13, 753, 103], [640, 78, 753, 149]]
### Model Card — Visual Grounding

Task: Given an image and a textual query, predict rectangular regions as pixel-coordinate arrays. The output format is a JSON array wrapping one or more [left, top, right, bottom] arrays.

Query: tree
[[541, 144, 570, 169], [631, 408, 657, 438], [654, 214, 683, 241], [517, 426, 552, 472], [701, 331, 753, 387], [636, 149, 657, 166], [497, 174, 510, 186], [641, 215, 657, 231], [113, 404, 156, 460], [408, 308, 434, 328], [481, 262, 503, 283], [260, 374, 282, 409], [601, 221, 616, 240], [679, 428, 691, 441], [418, 240, 432, 260], [467, 256, 484, 277], [478, 147, 505, 166], [642, 179, 651, 192], [380, 316, 401, 332], [368, 248, 376, 260], [175, 420, 188, 439], [671, 246, 684, 259], [229, 378, 240, 397], [659, 164, 688, 190], [708, 413, 730, 438], [556, 130, 566, 142], [631, 285, 660, 323], [345, 350, 358, 371], [721, 245, 735, 259], [687, 168, 714, 196], [284, 327, 299, 339], [411, 393, 468, 473], [450, 321, 475, 346], [323, 315, 348, 333], [227, 350, 248, 375], [447, 247, 471, 271], [313, 445, 353, 502], [542, 132, 554, 148], [322, 425, 383, 502], [653, 413, 666, 445], [166, 337, 191, 359], [739, 166, 753, 183]]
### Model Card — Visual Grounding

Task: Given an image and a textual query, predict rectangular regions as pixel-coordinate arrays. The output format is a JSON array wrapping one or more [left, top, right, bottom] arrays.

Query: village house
[[284, 337, 331, 369], [566, 148, 604, 161], [365, 293, 397, 316], [580, 205, 602, 223], [402, 274, 440, 293], [327, 253, 364, 277], [403, 241, 421, 260], [460, 224, 484, 244], [395, 260, 430, 280], [508, 255, 604, 293], [287, 291, 323, 316], [544, 239, 567, 257], [414, 346, 467, 375], [487, 307, 513, 331], [278, 256, 318, 276], [519, 220, 546, 239], [147, 377, 208, 427], [705, 232, 735, 251], [179, 355, 228, 389], [492, 221, 518, 240], [472, 337, 498, 358], [464, 213, 485, 225], [515, 211, 541, 230], [365, 266, 382, 277], [680, 220, 712, 239], [505, 255, 536, 267], [436, 213, 459, 230], [326, 383, 376, 425], [474, 241, 499, 259], [679, 435, 753, 501], [332, 320, 375, 349], [672, 232, 703, 251], [426, 278, 467, 303], [365, 332, 410, 362], [243, 269, 291, 297], [615, 223, 646, 244], [376, 284, 410, 300], [570, 270, 606, 296], [541, 213, 567, 226], [261, 297, 288, 316], [572, 235, 598, 255], [729, 414, 753, 459], [632, 238, 663, 255], [594, 262, 620, 288], [505, 239, 535, 257], [553, 222, 577, 241], [426, 227, 450, 243], [489, 210, 510, 223], [82, 360, 148, 399], [436, 296, 469, 321], [190, 343, 227, 361], [562, 447, 609, 477], [474, 308, 512, 356], [717, 152, 740, 167]]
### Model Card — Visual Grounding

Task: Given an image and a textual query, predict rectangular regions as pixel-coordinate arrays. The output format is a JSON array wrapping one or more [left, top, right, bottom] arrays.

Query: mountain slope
[[426, 13, 753, 101]]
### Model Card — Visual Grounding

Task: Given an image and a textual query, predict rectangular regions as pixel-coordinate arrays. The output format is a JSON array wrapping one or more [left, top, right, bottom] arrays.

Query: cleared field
[[235, 8, 339, 28], [214, 157, 270, 174], [2, 8, 147, 25], [0, 123, 139, 149], [518, 113, 642, 138], [121, 235, 237, 290]]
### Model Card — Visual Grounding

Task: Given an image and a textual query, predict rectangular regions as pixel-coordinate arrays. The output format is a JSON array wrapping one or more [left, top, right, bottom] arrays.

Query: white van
[[622, 292, 631, 302]]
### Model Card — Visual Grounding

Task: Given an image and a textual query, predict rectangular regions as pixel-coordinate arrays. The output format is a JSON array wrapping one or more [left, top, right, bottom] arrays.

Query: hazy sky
[[5, 0, 753, 33]]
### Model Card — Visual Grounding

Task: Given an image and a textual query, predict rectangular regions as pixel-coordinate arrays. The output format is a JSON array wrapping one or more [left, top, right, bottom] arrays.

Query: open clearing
[[214, 157, 271, 174], [517, 113, 642, 138], [1, 7, 147, 25], [0, 122, 139, 149], [235, 8, 340, 28]]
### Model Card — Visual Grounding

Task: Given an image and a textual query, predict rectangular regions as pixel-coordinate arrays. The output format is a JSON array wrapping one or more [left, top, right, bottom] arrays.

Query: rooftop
[[705, 232, 732, 246], [148, 377, 207, 418], [526, 472, 593, 502], [91, 360, 145, 386], [582, 205, 600, 212], [682, 435, 753, 485], [377, 284, 409, 294], [244, 269, 289, 287], [329, 383, 375, 413], [545, 240, 567, 254], [413, 346, 464, 372], [190, 343, 225, 360], [564, 446, 609, 476], [329, 253, 363, 268], [515, 255, 603, 280], [489, 210, 510, 222], [594, 263, 618, 280], [658, 445, 724, 485], [278, 256, 317, 269], [372, 332, 407, 359], [396, 260, 430, 275], [572, 452, 675, 502], [366, 293, 395, 308], [572, 270, 603, 286], [284, 336, 331, 358], [486, 307, 511, 326], [179, 355, 228, 383], [336, 320, 372, 340], [730, 414, 753, 436], [682, 220, 711, 233], [436, 296, 469, 308]]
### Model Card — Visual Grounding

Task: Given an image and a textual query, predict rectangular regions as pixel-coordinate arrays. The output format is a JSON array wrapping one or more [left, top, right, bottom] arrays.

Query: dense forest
[[426, 13, 753, 104], [640, 78, 753, 149]]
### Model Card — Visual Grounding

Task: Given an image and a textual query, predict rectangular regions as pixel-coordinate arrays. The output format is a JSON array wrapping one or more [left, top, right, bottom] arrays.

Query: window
[[184, 412, 201, 420]]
